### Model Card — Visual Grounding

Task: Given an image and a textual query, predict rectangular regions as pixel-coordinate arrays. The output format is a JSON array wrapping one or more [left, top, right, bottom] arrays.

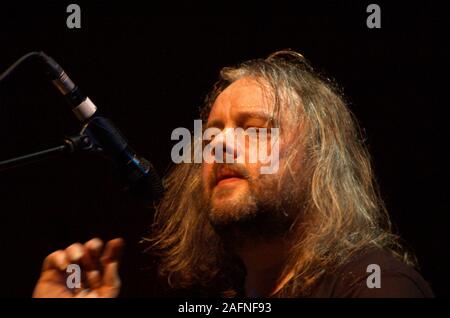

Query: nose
[[209, 128, 242, 163]]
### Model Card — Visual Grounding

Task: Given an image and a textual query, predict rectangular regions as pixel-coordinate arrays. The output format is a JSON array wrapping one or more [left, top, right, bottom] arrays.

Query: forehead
[[207, 77, 273, 122]]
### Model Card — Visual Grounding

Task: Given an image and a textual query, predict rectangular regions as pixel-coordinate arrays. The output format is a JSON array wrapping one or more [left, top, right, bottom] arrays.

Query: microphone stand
[[0, 115, 164, 202], [0, 132, 97, 172], [0, 52, 164, 202]]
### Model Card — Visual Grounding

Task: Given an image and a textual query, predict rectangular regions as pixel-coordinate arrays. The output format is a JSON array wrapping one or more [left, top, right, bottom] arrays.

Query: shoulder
[[311, 247, 434, 298]]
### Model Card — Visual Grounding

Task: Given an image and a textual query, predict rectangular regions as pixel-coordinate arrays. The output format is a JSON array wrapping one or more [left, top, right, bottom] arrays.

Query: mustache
[[210, 163, 251, 188]]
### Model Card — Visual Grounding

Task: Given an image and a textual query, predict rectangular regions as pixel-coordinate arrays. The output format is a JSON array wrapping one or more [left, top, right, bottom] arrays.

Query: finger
[[98, 238, 124, 297], [100, 238, 125, 265], [82, 238, 104, 289], [85, 238, 103, 260], [42, 250, 69, 272], [86, 270, 102, 290], [65, 242, 88, 291], [65, 243, 85, 264], [100, 262, 121, 297], [81, 238, 103, 271]]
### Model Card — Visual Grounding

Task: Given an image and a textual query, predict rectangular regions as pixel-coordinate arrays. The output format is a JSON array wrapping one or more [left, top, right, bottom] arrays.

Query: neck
[[235, 236, 293, 297]]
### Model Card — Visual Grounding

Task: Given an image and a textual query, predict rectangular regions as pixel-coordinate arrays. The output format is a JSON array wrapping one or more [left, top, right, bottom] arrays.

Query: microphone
[[37, 52, 164, 201], [37, 52, 97, 122]]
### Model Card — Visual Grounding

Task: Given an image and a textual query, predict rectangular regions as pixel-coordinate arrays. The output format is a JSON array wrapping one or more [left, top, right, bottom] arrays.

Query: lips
[[214, 167, 245, 186]]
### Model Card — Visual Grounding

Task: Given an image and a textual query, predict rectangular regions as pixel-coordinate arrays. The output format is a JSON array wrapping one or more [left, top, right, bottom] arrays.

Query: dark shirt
[[309, 248, 434, 298], [159, 247, 433, 298]]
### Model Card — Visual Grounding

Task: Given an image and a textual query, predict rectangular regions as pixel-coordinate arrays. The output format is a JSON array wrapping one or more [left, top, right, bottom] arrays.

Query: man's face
[[201, 77, 301, 236]]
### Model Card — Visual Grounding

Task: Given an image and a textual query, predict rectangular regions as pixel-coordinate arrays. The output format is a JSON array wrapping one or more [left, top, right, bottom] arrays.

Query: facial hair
[[203, 163, 305, 247]]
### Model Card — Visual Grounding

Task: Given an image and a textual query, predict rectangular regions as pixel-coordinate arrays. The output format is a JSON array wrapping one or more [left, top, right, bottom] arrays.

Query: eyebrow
[[206, 109, 274, 129]]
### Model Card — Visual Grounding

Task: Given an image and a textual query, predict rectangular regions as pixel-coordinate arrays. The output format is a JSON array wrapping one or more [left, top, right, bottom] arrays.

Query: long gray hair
[[146, 50, 414, 297]]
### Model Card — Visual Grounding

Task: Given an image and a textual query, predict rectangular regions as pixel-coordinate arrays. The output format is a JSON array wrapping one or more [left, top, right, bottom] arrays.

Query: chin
[[211, 194, 241, 213], [209, 189, 257, 226], [211, 182, 247, 204]]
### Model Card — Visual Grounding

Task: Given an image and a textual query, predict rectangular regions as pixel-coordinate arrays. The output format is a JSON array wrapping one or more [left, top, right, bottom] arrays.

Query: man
[[33, 50, 433, 298]]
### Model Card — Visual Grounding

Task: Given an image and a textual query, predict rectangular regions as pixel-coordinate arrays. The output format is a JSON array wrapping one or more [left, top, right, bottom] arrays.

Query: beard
[[203, 163, 306, 247]]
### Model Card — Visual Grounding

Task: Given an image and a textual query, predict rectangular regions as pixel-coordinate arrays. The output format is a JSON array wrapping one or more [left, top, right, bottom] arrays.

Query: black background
[[0, 1, 448, 297]]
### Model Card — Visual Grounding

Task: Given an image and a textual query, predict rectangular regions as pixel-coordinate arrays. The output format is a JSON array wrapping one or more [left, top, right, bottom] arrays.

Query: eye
[[244, 126, 272, 133], [243, 125, 266, 130], [242, 119, 272, 131]]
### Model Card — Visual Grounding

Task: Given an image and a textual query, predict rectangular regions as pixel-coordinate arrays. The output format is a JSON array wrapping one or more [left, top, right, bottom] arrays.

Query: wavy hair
[[145, 50, 414, 297]]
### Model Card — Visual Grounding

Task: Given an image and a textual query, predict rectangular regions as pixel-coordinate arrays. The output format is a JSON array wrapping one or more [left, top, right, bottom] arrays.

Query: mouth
[[216, 177, 243, 186], [214, 168, 246, 187]]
